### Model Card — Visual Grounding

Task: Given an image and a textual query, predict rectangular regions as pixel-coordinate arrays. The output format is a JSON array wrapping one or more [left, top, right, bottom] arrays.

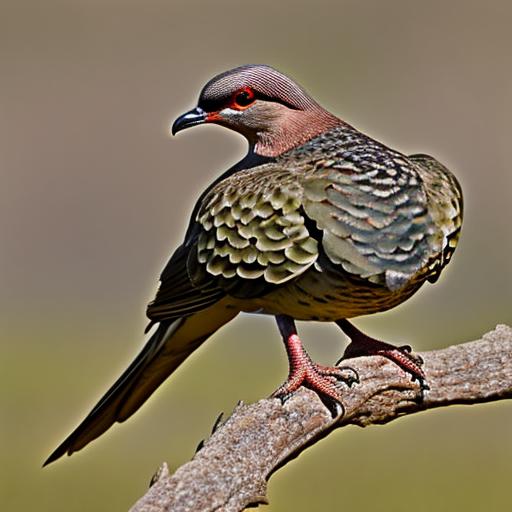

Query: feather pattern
[[187, 124, 462, 304], [191, 164, 318, 295], [408, 153, 463, 283], [298, 126, 440, 290]]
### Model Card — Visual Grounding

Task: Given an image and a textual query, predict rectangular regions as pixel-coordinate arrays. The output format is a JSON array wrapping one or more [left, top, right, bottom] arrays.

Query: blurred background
[[1, 0, 511, 510]]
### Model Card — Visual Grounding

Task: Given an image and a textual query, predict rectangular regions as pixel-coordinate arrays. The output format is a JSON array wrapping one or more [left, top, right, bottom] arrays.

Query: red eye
[[232, 87, 256, 109]]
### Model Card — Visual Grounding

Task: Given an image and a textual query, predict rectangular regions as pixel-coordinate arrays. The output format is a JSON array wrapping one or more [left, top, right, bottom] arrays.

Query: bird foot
[[272, 334, 359, 407], [336, 320, 427, 390]]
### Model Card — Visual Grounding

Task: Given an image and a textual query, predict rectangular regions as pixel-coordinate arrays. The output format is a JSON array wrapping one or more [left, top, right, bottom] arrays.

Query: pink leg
[[273, 315, 359, 404], [336, 319, 427, 388]]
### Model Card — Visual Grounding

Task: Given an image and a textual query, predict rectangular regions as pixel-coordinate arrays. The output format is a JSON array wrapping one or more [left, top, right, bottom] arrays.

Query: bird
[[44, 64, 463, 466]]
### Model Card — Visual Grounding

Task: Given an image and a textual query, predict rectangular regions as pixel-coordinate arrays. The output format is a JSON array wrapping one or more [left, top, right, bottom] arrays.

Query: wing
[[301, 152, 441, 291], [188, 163, 319, 298], [147, 153, 278, 320], [408, 153, 463, 282], [146, 243, 225, 324]]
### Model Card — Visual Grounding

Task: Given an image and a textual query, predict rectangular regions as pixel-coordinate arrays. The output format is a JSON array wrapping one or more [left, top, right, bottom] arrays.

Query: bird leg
[[272, 315, 359, 406], [336, 319, 427, 388]]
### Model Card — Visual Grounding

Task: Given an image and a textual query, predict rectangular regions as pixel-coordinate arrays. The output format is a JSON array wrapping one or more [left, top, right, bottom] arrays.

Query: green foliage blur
[[2, 0, 511, 510]]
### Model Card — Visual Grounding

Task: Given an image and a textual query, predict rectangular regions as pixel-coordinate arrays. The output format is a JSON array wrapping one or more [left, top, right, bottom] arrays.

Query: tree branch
[[130, 324, 512, 512]]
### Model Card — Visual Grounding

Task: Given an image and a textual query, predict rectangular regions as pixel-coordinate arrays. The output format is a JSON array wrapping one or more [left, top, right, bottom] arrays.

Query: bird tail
[[44, 300, 238, 466]]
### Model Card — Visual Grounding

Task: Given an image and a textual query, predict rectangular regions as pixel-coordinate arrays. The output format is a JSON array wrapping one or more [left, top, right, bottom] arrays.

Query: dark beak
[[171, 107, 206, 135]]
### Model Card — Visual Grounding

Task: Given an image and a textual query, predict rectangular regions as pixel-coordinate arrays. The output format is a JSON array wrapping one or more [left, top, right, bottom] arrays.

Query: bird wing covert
[[191, 163, 319, 291], [301, 156, 439, 291]]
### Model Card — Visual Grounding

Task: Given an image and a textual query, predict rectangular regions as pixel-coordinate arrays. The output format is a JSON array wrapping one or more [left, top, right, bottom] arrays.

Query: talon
[[409, 373, 430, 402], [314, 363, 359, 388], [273, 391, 292, 405], [415, 379, 430, 402], [336, 366, 359, 387], [414, 354, 424, 365], [318, 395, 345, 419], [419, 380, 430, 391]]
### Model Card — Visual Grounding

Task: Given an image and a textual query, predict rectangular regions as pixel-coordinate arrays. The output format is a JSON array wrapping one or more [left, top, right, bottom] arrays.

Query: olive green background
[[2, 1, 511, 510]]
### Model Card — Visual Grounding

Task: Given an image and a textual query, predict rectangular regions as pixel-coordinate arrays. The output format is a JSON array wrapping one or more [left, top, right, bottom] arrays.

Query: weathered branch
[[130, 324, 512, 512]]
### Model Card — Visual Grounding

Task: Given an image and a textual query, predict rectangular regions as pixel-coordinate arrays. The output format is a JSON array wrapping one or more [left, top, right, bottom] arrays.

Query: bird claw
[[273, 318, 356, 417], [337, 322, 427, 393], [371, 345, 427, 395], [334, 366, 359, 387], [318, 395, 345, 419], [272, 360, 358, 411], [273, 384, 345, 419], [274, 390, 293, 405], [399, 345, 424, 366], [411, 373, 430, 393]]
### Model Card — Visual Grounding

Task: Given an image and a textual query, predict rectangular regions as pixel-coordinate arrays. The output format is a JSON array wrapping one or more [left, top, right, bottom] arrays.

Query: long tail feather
[[44, 301, 238, 466]]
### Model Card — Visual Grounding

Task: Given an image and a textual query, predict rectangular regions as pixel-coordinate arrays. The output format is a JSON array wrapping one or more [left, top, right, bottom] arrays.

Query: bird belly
[[235, 268, 423, 321]]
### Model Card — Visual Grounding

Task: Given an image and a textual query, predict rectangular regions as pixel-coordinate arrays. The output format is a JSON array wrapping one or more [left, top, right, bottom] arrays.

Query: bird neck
[[252, 108, 343, 157]]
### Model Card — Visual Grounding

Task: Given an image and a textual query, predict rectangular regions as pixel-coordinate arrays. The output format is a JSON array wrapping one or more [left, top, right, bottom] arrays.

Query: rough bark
[[130, 324, 512, 512]]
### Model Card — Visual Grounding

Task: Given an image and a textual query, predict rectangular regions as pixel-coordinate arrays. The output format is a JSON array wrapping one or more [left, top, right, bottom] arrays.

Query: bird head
[[171, 64, 341, 157]]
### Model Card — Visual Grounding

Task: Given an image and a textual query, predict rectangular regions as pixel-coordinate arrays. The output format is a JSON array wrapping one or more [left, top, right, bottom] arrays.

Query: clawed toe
[[272, 360, 358, 407], [272, 389, 293, 405], [332, 366, 359, 387], [411, 352, 424, 366], [336, 319, 427, 392]]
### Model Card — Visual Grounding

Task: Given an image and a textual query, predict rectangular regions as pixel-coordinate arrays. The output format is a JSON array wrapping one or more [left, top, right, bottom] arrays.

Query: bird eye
[[232, 88, 256, 109]]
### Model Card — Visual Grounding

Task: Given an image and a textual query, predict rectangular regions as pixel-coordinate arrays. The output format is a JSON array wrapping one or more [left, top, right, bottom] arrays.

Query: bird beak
[[171, 107, 206, 135]]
